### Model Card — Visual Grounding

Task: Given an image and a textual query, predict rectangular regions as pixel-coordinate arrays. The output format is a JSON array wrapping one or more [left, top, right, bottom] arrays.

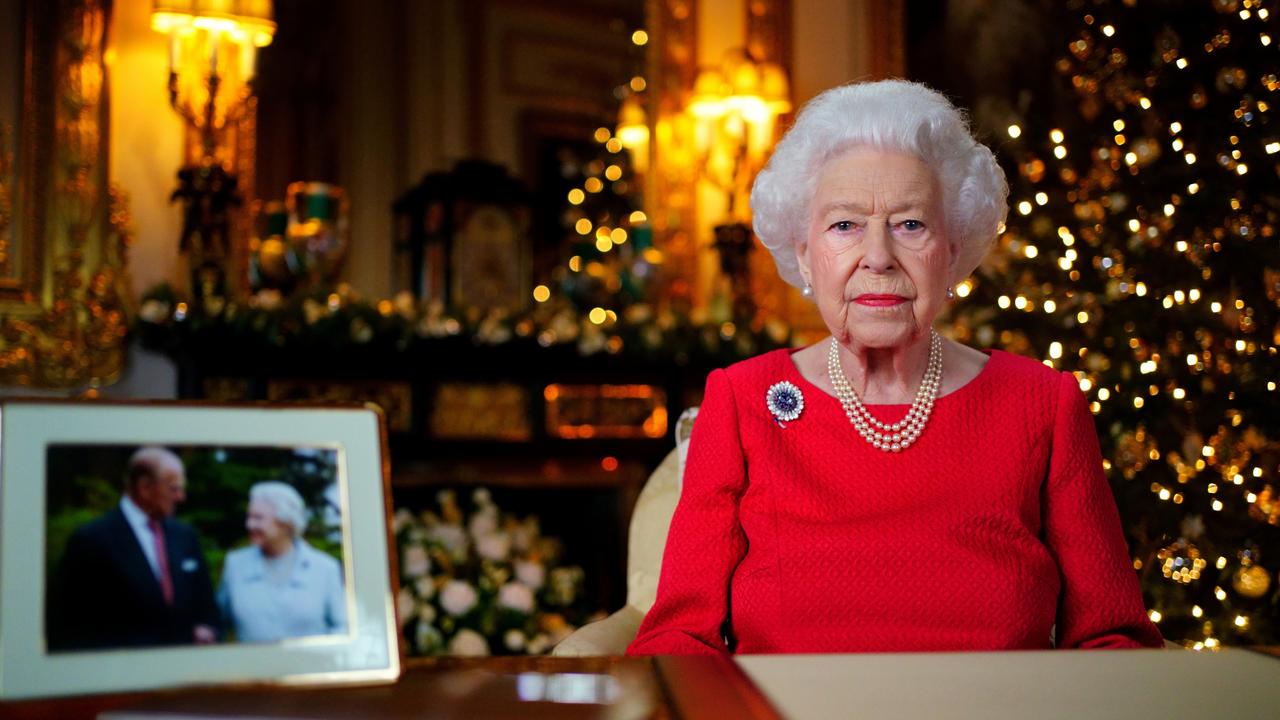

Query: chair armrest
[[550, 605, 645, 657]]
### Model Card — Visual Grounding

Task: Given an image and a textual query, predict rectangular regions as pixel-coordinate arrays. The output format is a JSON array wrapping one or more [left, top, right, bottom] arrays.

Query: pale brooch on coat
[[766, 381, 804, 427]]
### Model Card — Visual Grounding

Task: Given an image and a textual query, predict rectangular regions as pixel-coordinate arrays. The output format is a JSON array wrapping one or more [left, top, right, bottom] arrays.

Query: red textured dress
[[627, 347, 1163, 655]]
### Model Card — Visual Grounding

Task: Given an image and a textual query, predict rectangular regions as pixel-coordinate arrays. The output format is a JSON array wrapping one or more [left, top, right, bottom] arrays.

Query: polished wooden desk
[[0, 656, 780, 720]]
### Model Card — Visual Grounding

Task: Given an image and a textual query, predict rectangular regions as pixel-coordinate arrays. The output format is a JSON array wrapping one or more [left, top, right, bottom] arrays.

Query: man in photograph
[[47, 447, 219, 651]]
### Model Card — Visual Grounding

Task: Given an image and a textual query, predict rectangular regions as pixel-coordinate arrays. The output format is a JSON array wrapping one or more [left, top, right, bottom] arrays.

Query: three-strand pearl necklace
[[826, 331, 943, 452]]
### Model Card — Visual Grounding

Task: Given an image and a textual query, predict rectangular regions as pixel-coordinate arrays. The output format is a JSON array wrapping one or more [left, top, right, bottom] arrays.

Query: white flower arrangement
[[497, 582, 535, 613], [447, 628, 490, 657], [440, 580, 479, 617], [413, 576, 436, 600], [503, 629, 527, 652], [401, 544, 432, 579], [514, 559, 545, 590], [396, 488, 594, 656], [476, 532, 512, 562]]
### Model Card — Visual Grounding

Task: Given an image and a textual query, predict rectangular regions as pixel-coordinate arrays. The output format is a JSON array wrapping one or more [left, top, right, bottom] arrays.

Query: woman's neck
[[830, 331, 935, 404], [262, 538, 295, 559]]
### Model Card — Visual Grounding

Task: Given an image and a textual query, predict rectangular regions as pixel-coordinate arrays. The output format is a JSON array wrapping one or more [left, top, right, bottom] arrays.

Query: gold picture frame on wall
[[0, 0, 132, 389]]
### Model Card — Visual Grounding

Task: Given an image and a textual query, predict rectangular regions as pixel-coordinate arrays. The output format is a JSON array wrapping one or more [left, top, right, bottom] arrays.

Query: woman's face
[[798, 146, 954, 351], [246, 499, 293, 551]]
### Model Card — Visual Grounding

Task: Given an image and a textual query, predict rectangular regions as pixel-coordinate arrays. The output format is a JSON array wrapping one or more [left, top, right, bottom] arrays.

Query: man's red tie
[[149, 519, 175, 605]]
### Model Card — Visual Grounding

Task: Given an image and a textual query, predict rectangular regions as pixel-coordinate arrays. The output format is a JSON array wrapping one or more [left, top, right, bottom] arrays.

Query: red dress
[[627, 348, 1163, 655]]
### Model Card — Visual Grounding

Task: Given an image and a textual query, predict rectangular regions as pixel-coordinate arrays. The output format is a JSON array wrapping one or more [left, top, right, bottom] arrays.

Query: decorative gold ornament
[[1232, 564, 1271, 599], [253, 236, 292, 285]]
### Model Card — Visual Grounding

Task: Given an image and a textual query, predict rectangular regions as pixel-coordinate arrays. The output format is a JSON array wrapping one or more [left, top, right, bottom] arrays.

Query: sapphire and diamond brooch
[[765, 381, 804, 427]]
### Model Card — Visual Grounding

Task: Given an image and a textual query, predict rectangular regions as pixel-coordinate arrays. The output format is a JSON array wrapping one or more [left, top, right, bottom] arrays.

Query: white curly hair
[[250, 481, 309, 538], [750, 79, 1008, 290]]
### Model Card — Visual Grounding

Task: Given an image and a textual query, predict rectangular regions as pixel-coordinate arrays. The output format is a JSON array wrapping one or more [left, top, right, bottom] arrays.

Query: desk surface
[[737, 648, 1280, 720], [5, 650, 1278, 720]]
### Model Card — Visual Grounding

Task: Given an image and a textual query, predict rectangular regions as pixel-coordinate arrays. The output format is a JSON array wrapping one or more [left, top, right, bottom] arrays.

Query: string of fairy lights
[[956, 0, 1279, 647], [530, 27, 659, 329]]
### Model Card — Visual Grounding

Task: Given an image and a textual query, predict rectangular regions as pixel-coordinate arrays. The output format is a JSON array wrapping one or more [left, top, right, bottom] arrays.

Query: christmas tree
[[951, 0, 1279, 647], [550, 27, 660, 320], [554, 121, 656, 316]]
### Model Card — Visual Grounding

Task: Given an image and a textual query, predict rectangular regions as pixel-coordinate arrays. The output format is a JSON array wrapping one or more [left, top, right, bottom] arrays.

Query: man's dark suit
[[47, 507, 219, 651]]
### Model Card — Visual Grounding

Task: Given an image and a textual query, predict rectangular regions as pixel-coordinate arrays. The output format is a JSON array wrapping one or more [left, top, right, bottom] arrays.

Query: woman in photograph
[[627, 80, 1162, 655], [219, 481, 347, 642]]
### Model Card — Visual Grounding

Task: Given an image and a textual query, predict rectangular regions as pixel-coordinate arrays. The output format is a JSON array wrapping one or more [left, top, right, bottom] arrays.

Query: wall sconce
[[685, 48, 791, 323], [687, 48, 790, 220], [152, 1, 275, 301], [151, 0, 276, 163]]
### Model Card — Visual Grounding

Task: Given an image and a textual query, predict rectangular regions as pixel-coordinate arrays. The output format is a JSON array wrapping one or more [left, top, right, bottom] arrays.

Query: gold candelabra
[[151, 0, 275, 164]]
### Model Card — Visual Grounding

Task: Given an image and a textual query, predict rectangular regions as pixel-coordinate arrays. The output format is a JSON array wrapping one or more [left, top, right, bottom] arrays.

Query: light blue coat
[[218, 540, 347, 643]]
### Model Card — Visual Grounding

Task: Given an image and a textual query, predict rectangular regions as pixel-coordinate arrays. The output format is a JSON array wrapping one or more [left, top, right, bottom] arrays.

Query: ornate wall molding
[[0, 122, 13, 282], [0, 0, 132, 389]]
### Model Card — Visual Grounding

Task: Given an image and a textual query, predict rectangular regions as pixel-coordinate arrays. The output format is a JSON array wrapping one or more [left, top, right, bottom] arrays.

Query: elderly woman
[[628, 80, 1161, 655], [219, 481, 347, 642]]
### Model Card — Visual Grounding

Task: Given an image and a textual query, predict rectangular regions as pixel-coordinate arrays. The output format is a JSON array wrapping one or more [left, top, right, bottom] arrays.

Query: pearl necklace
[[827, 331, 943, 452]]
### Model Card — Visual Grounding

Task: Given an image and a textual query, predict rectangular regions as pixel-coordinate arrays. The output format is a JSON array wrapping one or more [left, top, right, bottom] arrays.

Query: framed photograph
[[0, 401, 401, 699]]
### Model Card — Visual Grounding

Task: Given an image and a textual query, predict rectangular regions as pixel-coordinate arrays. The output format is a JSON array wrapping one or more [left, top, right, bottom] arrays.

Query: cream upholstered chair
[[552, 408, 698, 656]]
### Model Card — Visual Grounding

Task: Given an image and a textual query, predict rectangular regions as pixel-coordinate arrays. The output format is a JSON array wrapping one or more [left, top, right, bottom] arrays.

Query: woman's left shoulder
[[982, 348, 1070, 394], [966, 349, 1086, 427], [299, 541, 342, 571]]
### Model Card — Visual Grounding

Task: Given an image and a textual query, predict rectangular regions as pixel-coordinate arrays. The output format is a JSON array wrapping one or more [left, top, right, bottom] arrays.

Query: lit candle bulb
[[241, 42, 257, 80], [209, 31, 219, 77]]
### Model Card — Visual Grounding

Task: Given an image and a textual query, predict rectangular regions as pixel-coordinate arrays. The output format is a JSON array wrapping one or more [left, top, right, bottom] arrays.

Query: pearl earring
[[801, 283, 814, 299]]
